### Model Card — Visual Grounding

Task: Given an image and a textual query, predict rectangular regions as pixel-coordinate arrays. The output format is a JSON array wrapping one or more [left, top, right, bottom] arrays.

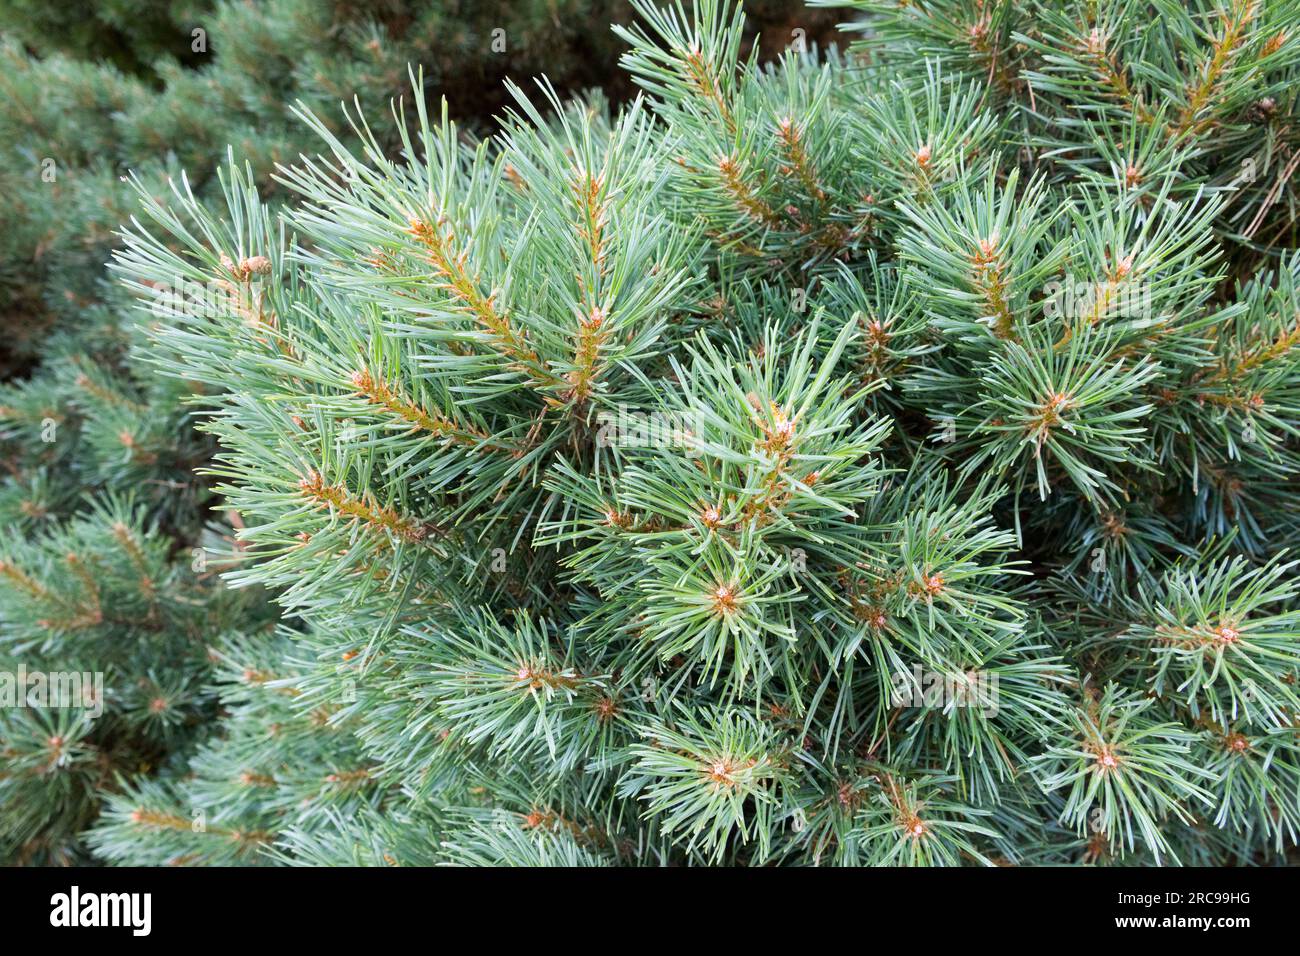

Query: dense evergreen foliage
[[4, 0, 1300, 866]]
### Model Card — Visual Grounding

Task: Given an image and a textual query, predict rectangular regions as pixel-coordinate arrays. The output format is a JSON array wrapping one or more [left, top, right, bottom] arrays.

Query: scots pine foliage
[[0, 0, 834, 370], [89, 0, 1300, 866], [0, 253, 276, 863], [0, 0, 827, 863]]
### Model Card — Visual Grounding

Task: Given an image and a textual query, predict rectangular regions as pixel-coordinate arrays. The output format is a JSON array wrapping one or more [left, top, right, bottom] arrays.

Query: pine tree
[[11, 0, 1300, 867], [0, 0, 835, 865], [0, 0, 838, 374]]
